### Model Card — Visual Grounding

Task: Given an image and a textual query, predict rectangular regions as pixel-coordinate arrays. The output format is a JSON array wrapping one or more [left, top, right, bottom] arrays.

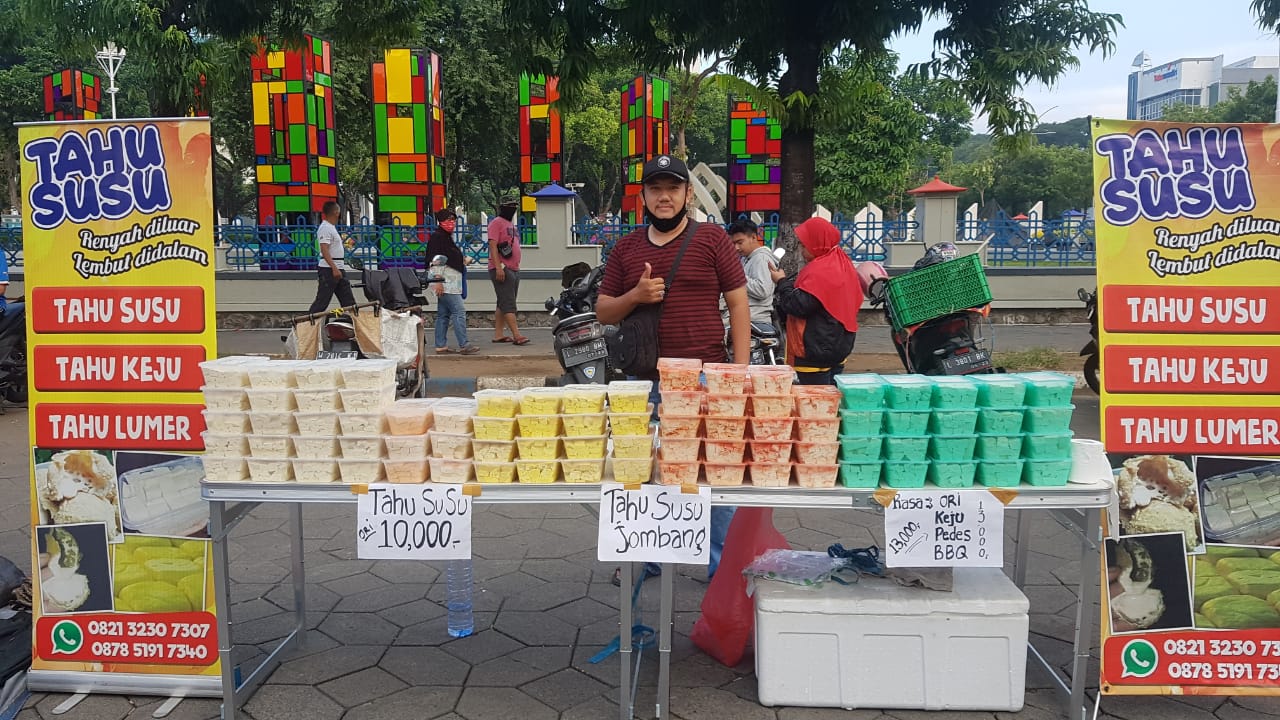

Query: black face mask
[[647, 205, 688, 233]]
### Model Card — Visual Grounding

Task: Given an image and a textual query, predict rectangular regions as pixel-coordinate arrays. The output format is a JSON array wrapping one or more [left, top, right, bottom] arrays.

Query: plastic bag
[[380, 309, 421, 365], [690, 508, 789, 667], [353, 307, 383, 357], [744, 549, 847, 588], [290, 320, 320, 360]]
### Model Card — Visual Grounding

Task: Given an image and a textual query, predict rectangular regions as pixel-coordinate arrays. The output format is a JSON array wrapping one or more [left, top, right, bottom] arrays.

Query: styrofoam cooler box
[[753, 567, 1028, 711]]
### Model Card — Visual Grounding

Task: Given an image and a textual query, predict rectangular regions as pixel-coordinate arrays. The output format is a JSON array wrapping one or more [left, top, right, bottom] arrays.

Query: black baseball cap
[[641, 155, 690, 184]]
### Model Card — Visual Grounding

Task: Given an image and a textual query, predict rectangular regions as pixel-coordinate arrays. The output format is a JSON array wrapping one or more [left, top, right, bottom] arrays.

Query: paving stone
[[16, 710, 40, 720], [231, 559, 291, 584], [477, 571, 546, 597], [884, 709, 997, 719], [522, 529, 598, 559], [1029, 612, 1079, 643], [370, 559, 441, 584], [521, 558, 593, 583], [1172, 696, 1228, 712], [1217, 702, 1280, 720], [305, 559, 375, 584], [781, 527, 841, 551], [317, 612, 400, 646], [342, 686, 463, 720], [472, 559, 524, 581], [227, 581, 275, 604], [424, 582, 505, 613], [454, 687, 558, 720], [320, 571, 390, 596], [493, 610, 578, 646], [669, 687, 777, 720], [548, 597, 620, 627], [575, 616, 622, 646], [440, 628, 524, 665], [540, 518, 600, 540], [34, 694, 134, 720], [265, 582, 341, 613], [380, 645, 471, 686], [231, 611, 306, 645], [559, 694, 620, 720], [472, 536, 530, 560], [268, 630, 340, 660], [669, 653, 741, 688], [270, 644, 385, 684], [1022, 583, 1078, 614], [1233, 697, 1280, 715], [503, 582, 590, 611], [318, 666, 408, 707], [379, 597, 447, 627], [243, 685, 343, 720], [721, 674, 759, 703], [395, 612, 497, 645], [572, 643, 658, 687], [335, 582, 431, 612], [468, 646, 571, 686], [472, 515, 544, 538], [777, 708, 889, 720], [520, 667, 611, 711], [231, 597, 289, 623]]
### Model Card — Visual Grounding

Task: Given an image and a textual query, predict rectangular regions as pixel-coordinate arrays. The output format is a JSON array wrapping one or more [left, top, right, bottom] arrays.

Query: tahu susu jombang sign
[[1093, 119, 1280, 698], [19, 118, 221, 695]]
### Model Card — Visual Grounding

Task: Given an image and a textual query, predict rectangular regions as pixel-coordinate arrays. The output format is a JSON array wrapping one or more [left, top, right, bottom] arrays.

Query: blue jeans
[[435, 293, 468, 349]]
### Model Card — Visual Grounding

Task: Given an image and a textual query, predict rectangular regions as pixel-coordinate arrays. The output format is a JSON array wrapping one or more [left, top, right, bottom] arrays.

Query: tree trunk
[[777, 36, 822, 274]]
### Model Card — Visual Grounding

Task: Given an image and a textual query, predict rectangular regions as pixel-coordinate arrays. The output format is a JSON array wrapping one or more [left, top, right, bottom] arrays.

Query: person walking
[[308, 200, 356, 314], [426, 208, 479, 355], [487, 197, 529, 345], [773, 217, 861, 385]]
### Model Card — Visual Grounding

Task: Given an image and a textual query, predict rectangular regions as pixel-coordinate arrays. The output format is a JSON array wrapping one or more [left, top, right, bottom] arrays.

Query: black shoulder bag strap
[[655, 219, 699, 325]]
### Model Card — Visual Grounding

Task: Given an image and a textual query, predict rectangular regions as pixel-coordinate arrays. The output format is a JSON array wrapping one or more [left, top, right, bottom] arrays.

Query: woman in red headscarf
[[772, 217, 862, 384]]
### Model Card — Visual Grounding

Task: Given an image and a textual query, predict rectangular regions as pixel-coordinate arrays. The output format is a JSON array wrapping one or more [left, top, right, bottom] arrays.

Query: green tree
[[1160, 77, 1278, 124], [562, 79, 622, 215], [988, 143, 1091, 217], [1032, 116, 1091, 149]]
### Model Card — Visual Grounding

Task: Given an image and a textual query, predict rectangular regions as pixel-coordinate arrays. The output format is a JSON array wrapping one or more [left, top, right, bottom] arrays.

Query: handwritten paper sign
[[357, 484, 472, 560], [597, 483, 711, 565], [884, 490, 1004, 568]]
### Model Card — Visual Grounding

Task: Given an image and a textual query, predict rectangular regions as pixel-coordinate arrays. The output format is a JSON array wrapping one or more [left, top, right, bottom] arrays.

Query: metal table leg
[[1012, 510, 1033, 587], [656, 563, 673, 720], [209, 501, 237, 720], [1069, 507, 1102, 720], [289, 504, 307, 646], [618, 561, 634, 720]]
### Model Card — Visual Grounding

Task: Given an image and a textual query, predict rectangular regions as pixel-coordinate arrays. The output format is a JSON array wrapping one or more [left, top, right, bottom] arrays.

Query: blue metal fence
[[960, 211, 1096, 266]]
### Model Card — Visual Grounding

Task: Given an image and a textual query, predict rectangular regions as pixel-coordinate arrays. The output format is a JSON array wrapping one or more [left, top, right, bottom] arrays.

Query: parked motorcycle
[[1078, 287, 1099, 394], [0, 302, 27, 412], [546, 264, 614, 385]]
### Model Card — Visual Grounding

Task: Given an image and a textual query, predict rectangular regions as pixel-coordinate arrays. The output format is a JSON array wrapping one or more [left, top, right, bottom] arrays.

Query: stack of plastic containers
[[972, 375, 1030, 488], [606, 380, 656, 484], [559, 385, 609, 483], [657, 358, 706, 486], [744, 365, 792, 488], [834, 374, 887, 488], [880, 375, 935, 488], [336, 360, 398, 484], [432, 398, 480, 483], [1018, 372, 1076, 486], [926, 377, 979, 488], [383, 399, 437, 483], [789, 384, 842, 487], [703, 363, 751, 486]]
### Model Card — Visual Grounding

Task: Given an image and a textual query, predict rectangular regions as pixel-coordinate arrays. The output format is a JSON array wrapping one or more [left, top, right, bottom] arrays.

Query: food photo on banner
[[35, 524, 113, 615], [1105, 532, 1194, 635]]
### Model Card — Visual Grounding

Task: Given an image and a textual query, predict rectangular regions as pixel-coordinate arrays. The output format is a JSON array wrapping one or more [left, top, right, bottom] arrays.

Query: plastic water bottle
[[445, 559, 474, 638]]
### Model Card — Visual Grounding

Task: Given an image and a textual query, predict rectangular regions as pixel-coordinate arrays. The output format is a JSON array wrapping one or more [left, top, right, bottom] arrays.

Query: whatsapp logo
[[1121, 639, 1159, 678], [50, 620, 83, 655]]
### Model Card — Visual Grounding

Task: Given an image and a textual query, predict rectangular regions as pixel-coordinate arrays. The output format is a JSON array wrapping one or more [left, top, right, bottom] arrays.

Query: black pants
[[309, 268, 356, 314], [796, 364, 844, 386]]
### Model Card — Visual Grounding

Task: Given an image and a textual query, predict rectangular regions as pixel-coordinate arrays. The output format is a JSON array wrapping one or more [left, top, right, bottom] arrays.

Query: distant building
[[1126, 55, 1278, 120]]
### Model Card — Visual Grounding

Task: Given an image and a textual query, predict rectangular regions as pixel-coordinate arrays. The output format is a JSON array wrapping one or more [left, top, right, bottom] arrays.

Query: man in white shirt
[[309, 200, 356, 313]]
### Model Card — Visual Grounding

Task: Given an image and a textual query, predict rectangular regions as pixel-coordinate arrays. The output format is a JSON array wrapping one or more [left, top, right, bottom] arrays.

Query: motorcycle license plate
[[563, 338, 609, 367], [940, 349, 992, 375], [318, 350, 359, 359]]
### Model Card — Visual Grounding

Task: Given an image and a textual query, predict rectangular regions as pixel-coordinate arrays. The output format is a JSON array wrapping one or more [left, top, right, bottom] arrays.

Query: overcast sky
[[889, 0, 1280, 131]]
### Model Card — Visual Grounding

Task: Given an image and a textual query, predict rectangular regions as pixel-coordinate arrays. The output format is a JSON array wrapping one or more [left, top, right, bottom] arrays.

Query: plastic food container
[[703, 363, 749, 395], [751, 463, 792, 488], [883, 436, 929, 462], [972, 375, 1027, 407], [561, 458, 606, 484], [339, 385, 397, 414], [201, 456, 248, 483], [384, 401, 436, 435], [384, 434, 430, 461], [883, 410, 930, 436], [658, 414, 703, 438], [472, 416, 518, 441], [563, 413, 608, 437], [657, 358, 703, 392], [518, 387, 563, 415], [611, 457, 653, 484], [1023, 433, 1073, 459], [293, 389, 342, 413], [515, 436, 561, 461], [659, 438, 701, 463], [706, 394, 748, 417], [293, 459, 341, 484], [704, 417, 748, 441], [516, 414, 561, 438], [203, 388, 250, 411], [792, 385, 842, 418], [245, 388, 297, 413], [202, 433, 249, 457], [883, 375, 934, 410], [248, 434, 294, 458], [929, 461, 977, 489], [295, 411, 341, 437], [383, 459, 429, 484], [562, 385, 608, 414], [978, 407, 1026, 434], [929, 435, 976, 462], [247, 458, 294, 483], [428, 457, 473, 484], [883, 460, 929, 489], [471, 439, 516, 463], [834, 374, 887, 409], [1020, 372, 1075, 407], [199, 357, 259, 388], [293, 360, 345, 390], [795, 464, 838, 489], [752, 417, 794, 441], [203, 411, 250, 434], [340, 435, 386, 460], [839, 410, 884, 436], [751, 395, 795, 418], [247, 360, 303, 389], [432, 400, 478, 434], [704, 439, 747, 464], [705, 463, 747, 487], [248, 411, 297, 436], [930, 376, 978, 408], [839, 436, 882, 462], [1022, 405, 1074, 433], [795, 442, 839, 465], [660, 391, 705, 416], [840, 462, 882, 488], [929, 409, 979, 436], [474, 389, 519, 418], [515, 459, 559, 484], [609, 408, 653, 437], [611, 434, 655, 460], [658, 461, 700, 486], [978, 459, 1024, 488], [338, 412, 387, 436], [751, 441, 794, 465], [748, 365, 795, 396], [795, 418, 840, 443], [339, 458, 386, 484], [563, 435, 608, 460], [340, 359, 397, 390], [474, 461, 517, 484], [428, 432, 472, 460], [1023, 458, 1071, 486], [976, 434, 1023, 460], [608, 381, 654, 414]]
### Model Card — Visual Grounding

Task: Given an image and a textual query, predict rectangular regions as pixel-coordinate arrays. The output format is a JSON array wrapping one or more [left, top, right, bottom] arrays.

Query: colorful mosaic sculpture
[[619, 75, 670, 224], [727, 97, 781, 217], [251, 35, 337, 223], [372, 49, 446, 225], [42, 70, 100, 121], [518, 72, 562, 213]]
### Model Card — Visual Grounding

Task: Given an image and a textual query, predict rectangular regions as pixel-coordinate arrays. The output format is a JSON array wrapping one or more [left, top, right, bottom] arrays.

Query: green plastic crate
[[840, 462, 883, 488], [885, 254, 992, 330], [929, 461, 977, 488]]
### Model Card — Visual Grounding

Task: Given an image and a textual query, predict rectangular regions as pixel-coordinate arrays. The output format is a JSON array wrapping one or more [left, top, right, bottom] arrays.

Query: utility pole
[[95, 42, 127, 119]]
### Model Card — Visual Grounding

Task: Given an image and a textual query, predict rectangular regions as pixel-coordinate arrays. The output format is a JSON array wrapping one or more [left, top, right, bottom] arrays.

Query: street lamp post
[[95, 42, 127, 119]]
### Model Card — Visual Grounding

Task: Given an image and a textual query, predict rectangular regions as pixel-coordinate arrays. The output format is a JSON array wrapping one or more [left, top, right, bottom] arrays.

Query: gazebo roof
[[907, 176, 967, 195]]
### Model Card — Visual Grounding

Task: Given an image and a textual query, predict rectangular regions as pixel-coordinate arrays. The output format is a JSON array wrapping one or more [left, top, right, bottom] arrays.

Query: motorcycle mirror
[[772, 247, 786, 260], [1077, 288, 1091, 302], [430, 254, 449, 266]]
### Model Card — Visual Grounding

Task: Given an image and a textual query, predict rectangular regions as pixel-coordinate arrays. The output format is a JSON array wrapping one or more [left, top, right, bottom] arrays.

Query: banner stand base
[[27, 670, 221, 700]]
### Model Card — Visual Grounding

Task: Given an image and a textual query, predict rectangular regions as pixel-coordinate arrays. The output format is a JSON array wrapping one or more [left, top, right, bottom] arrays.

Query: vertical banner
[[19, 119, 221, 691], [1093, 119, 1280, 697]]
